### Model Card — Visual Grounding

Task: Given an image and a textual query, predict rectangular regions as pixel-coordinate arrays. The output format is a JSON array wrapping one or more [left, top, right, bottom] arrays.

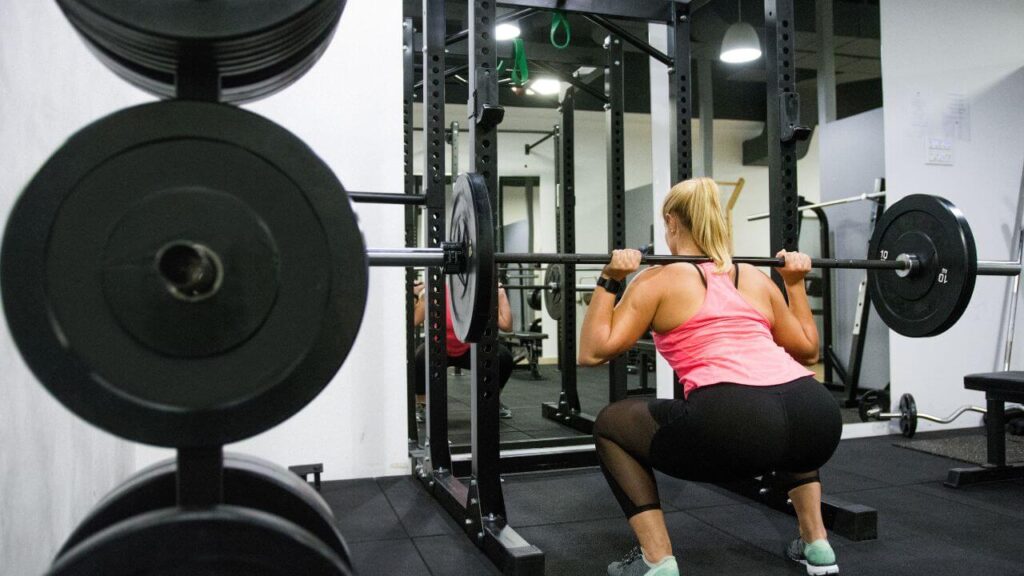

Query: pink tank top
[[651, 262, 813, 398], [445, 296, 470, 358]]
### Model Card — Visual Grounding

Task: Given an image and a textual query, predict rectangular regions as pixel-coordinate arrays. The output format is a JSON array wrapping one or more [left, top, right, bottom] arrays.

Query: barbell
[[368, 173, 1021, 342], [859, 392, 988, 438]]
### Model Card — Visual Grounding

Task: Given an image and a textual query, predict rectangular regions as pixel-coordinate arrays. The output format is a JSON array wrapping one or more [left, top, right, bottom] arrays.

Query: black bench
[[289, 463, 323, 492], [945, 372, 1024, 487], [501, 331, 549, 380]]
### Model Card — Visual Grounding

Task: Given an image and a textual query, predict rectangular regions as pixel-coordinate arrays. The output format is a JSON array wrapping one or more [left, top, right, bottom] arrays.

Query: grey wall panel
[[818, 108, 889, 390]]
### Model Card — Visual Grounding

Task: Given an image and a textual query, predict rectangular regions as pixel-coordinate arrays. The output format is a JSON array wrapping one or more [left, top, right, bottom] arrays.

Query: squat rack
[[406, 2, 872, 574]]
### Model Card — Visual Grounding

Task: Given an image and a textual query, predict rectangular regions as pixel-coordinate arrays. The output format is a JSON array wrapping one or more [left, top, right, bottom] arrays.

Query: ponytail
[[662, 177, 733, 272]]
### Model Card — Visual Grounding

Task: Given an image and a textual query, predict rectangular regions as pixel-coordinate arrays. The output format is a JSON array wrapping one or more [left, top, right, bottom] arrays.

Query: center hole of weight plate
[[156, 241, 223, 302]]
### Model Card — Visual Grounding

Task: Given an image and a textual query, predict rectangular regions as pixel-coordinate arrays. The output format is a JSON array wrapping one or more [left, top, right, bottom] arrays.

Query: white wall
[[1, 2, 404, 573], [1, 4, 149, 574], [880, 0, 1024, 433]]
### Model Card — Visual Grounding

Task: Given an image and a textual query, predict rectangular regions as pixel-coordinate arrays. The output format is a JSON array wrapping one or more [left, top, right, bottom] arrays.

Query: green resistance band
[[498, 38, 529, 86], [550, 11, 570, 49]]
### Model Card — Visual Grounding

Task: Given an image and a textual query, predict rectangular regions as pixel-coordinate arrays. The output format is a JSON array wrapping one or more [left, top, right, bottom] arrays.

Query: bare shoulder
[[740, 263, 782, 296], [739, 263, 770, 282], [637, 262, 701, 283]]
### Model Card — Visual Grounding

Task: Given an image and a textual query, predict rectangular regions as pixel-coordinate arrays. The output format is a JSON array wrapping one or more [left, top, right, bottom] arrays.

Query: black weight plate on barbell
[[867, 194, 977, 337], [544, 264, 564, 321], [857, 389, 889, 422], [56, 454, 350, 565], [448, 173, 494, 343], [49, 506, 352, 575], [57, 0, 343, 103], [899, 393, 918, 438], [1, 101, 367, 447], [528, 288, 543, 312]]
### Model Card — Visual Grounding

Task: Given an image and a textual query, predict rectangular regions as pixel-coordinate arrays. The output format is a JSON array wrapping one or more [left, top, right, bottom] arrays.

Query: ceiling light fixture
[[720, 0, 761, 63], [495, 23, 521, 41], [530, 78, 561, 95]]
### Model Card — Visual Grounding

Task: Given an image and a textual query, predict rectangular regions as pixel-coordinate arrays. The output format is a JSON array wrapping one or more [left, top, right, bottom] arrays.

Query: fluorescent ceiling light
[[495, 23, 521, 41], [720, 21, 761, 63], [575, 66, 598, 76], [531, 78, 561, 95]]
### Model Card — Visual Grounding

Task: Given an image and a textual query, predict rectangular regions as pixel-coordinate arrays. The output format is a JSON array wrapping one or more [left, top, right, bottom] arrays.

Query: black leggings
[[413, 343, 515, 396], [593, 377, 842, 518]]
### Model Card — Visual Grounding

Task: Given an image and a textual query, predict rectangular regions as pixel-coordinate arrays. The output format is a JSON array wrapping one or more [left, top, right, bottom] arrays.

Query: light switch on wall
[[925, 137, 954, 166]]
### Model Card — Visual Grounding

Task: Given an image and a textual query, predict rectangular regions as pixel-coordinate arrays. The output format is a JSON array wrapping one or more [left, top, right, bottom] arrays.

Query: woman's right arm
[[413, 282, 425, 327], [767, 251, 819, 365]]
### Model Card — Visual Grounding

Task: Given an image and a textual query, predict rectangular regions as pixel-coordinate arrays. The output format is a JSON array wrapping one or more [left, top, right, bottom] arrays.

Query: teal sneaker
[[607, 545, 679, 576], [786, 538, 838, 575]]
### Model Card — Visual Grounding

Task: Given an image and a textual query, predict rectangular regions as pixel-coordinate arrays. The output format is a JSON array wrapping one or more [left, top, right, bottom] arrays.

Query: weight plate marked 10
[[867, 194, 977, 338]]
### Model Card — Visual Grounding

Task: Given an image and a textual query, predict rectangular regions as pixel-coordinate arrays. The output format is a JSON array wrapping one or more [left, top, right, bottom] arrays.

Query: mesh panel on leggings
[[593, 398, 663, 518]]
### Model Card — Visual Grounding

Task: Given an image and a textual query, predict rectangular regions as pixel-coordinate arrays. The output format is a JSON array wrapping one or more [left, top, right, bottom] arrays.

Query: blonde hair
[[662, 177, 732, 272]]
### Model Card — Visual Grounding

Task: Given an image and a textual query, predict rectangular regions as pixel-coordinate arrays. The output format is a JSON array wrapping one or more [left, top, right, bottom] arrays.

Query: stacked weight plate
[[3, 2, 361, 574], [57, 0, 345, 102]]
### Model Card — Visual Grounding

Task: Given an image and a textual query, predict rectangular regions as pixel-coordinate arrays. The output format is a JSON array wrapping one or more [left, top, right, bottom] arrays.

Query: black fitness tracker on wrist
[[597, 276, 623, 295]]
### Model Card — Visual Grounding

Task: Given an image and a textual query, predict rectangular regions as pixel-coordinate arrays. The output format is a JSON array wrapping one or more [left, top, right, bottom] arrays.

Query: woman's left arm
[[497, 285, 513, 332], [578, 250, 660, 366]]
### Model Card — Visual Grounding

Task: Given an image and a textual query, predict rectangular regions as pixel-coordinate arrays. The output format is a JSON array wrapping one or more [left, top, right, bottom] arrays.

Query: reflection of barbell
[[368, 174, 1021, 342], [501, 283, 597, 291], [747, 190, 886, 221], [859, 392, 989, 438]]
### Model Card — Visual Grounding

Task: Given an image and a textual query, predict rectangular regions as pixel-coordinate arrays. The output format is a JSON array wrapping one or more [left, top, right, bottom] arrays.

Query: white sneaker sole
[[799, 559, 839, 575]]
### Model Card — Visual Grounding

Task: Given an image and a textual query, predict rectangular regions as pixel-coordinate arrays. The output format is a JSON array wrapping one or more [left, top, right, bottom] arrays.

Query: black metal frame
[[403, 17, 419, 444], [764, 0, 800, 289], [605, 36, 629, 405], [408, 2, 877, 571], [805, 204, 835, 387], [542, 87, 598, 434]]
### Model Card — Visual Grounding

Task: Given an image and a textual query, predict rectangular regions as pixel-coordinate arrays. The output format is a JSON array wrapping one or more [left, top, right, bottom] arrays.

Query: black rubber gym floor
[[322, 429, 1024, 575]]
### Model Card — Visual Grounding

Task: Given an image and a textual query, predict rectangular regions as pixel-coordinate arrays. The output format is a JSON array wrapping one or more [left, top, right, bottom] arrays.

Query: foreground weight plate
[[1, 101, 367, 446], [57, 0, 344, 103], [448, 173, 494, 343], [50, 506, 351, 575], [899, 393, 918, 438], [56, 454, 350, 565], [544, 264, 565, 321], [867, 194, 977, 337]]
